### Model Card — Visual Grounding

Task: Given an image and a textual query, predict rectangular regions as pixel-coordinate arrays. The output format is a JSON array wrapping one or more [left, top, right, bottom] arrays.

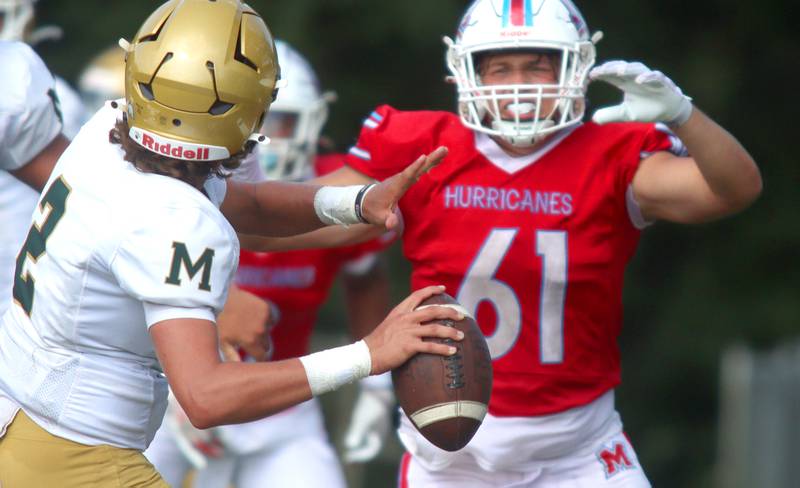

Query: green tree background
[[32, 1, 799, 486]]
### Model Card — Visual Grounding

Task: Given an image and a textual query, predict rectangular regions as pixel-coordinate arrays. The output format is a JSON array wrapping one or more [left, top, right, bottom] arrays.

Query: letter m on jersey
[[165, 242, 215, 292], [597, 441, 635, 479]]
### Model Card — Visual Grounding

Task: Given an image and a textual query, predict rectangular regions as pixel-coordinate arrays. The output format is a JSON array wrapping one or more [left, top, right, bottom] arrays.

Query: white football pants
[[399, 431, 651, 488]]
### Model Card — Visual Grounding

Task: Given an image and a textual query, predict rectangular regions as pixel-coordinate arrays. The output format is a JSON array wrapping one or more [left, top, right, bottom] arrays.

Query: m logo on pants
[[597, 441, 634, 479]]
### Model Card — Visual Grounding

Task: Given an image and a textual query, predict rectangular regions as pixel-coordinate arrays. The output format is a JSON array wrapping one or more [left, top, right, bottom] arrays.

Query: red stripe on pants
[[398, 452, 412, 488]]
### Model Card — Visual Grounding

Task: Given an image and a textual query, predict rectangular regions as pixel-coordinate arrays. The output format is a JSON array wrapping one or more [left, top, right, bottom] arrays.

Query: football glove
[[590, 60, 693, 127], [343, 375, 395, 463], [163, 391, 224, 470]]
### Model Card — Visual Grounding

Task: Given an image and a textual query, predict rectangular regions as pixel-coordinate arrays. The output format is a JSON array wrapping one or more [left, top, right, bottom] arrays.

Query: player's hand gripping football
[[360, 146, 448, 230], [365, 285, 463, 375], [590, 61, 693, 127]]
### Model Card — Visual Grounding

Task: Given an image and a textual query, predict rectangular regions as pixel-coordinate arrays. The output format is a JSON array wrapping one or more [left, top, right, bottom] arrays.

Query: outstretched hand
[[589, 60, 693, 127], [360, 146, 448, 230]]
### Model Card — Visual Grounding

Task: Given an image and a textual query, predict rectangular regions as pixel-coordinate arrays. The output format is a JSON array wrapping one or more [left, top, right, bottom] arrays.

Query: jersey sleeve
[[0, 43, 62, 171], [615, 122, 690, 229], [345, 105, 440, 181], [617, 122, 689, 191], [314, 153, 347, 177], [110, 206, 239, 327]]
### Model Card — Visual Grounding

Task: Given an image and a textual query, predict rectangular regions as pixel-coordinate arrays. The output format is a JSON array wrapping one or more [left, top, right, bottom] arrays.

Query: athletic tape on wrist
[[313, 185, 368, 226], [299, 340, 372, 396]]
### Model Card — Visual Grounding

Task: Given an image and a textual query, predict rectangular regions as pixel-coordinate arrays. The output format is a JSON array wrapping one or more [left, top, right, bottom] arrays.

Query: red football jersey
[[346, 106, 685, 417], [236, 155, 390, 361]]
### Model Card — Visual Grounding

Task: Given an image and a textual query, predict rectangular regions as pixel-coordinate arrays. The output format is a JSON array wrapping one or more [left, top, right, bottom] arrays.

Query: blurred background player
[[0, 40, 69, 317], [0, 0, 87, 137], [1, 0, 87, 322], [284, 0, 763, 486], [143, 40, 396, 488]]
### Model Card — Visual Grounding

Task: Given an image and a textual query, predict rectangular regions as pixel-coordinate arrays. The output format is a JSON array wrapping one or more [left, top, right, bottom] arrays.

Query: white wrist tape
[[314, 185, 366, 226], [299, 340, 372, 396]]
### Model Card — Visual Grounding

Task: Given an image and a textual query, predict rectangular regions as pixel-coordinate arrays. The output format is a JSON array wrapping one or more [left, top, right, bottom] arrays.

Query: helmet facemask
[[256, 96, 329, 181], [253, 39, 332, 182], [448, 40, 595, 147]]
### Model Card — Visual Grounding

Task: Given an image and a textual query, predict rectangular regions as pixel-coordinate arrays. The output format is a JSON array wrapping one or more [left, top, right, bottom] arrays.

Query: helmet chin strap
[[491, 119, 555, 147]]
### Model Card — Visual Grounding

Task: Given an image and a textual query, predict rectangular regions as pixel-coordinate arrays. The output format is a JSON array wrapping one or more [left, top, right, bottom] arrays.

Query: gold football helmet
[[122, 0, 279, 161]]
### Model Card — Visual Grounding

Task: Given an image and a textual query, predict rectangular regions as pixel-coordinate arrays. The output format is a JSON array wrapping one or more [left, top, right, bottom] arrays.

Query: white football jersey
[[0, 41, 63, 317], [0, 102, 238, 450]]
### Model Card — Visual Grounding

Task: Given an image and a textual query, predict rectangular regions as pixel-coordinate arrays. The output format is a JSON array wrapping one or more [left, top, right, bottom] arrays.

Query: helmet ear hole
[[209, 101, 234, 115], [138, 82, 155, 101], [172, 119, 181, 127], [234, 28, 258, 71]]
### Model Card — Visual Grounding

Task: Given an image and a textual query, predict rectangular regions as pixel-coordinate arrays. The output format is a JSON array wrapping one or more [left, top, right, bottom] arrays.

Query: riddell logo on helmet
[[140, 133, 210, 160], [128, 126, 229, 161], [500, 30, 532, 37]]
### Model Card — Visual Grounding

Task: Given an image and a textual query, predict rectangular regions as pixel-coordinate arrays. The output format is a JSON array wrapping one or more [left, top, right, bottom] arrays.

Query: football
[[392, 292, 493, 451]]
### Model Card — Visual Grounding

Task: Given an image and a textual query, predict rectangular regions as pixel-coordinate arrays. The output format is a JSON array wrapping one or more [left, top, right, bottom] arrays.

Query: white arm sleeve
[[110, 206, 239, 327]]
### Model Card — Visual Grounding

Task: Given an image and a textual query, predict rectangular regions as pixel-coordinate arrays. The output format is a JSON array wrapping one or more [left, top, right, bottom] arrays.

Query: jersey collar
[[475, 124, 580, 175]]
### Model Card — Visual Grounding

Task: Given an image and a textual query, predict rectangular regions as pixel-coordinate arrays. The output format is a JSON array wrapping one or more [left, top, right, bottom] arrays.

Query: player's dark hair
[[109, 118, 254, 187]]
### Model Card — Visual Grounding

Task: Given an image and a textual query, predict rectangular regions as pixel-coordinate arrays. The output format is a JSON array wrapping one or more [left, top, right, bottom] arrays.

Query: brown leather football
[[391, 292, 493, 451]]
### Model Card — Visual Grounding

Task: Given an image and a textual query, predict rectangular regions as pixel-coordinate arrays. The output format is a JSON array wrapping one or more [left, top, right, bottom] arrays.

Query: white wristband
[[314, 185, 367, 226], [299, 340, 372, 396]]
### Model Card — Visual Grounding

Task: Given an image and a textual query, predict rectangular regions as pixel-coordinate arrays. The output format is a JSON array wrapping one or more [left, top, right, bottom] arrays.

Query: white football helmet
[[78, 44, 125, 113], [0, 0, 61, 44], [445, 0, 599, 146], [256, 40, 333, 181]]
